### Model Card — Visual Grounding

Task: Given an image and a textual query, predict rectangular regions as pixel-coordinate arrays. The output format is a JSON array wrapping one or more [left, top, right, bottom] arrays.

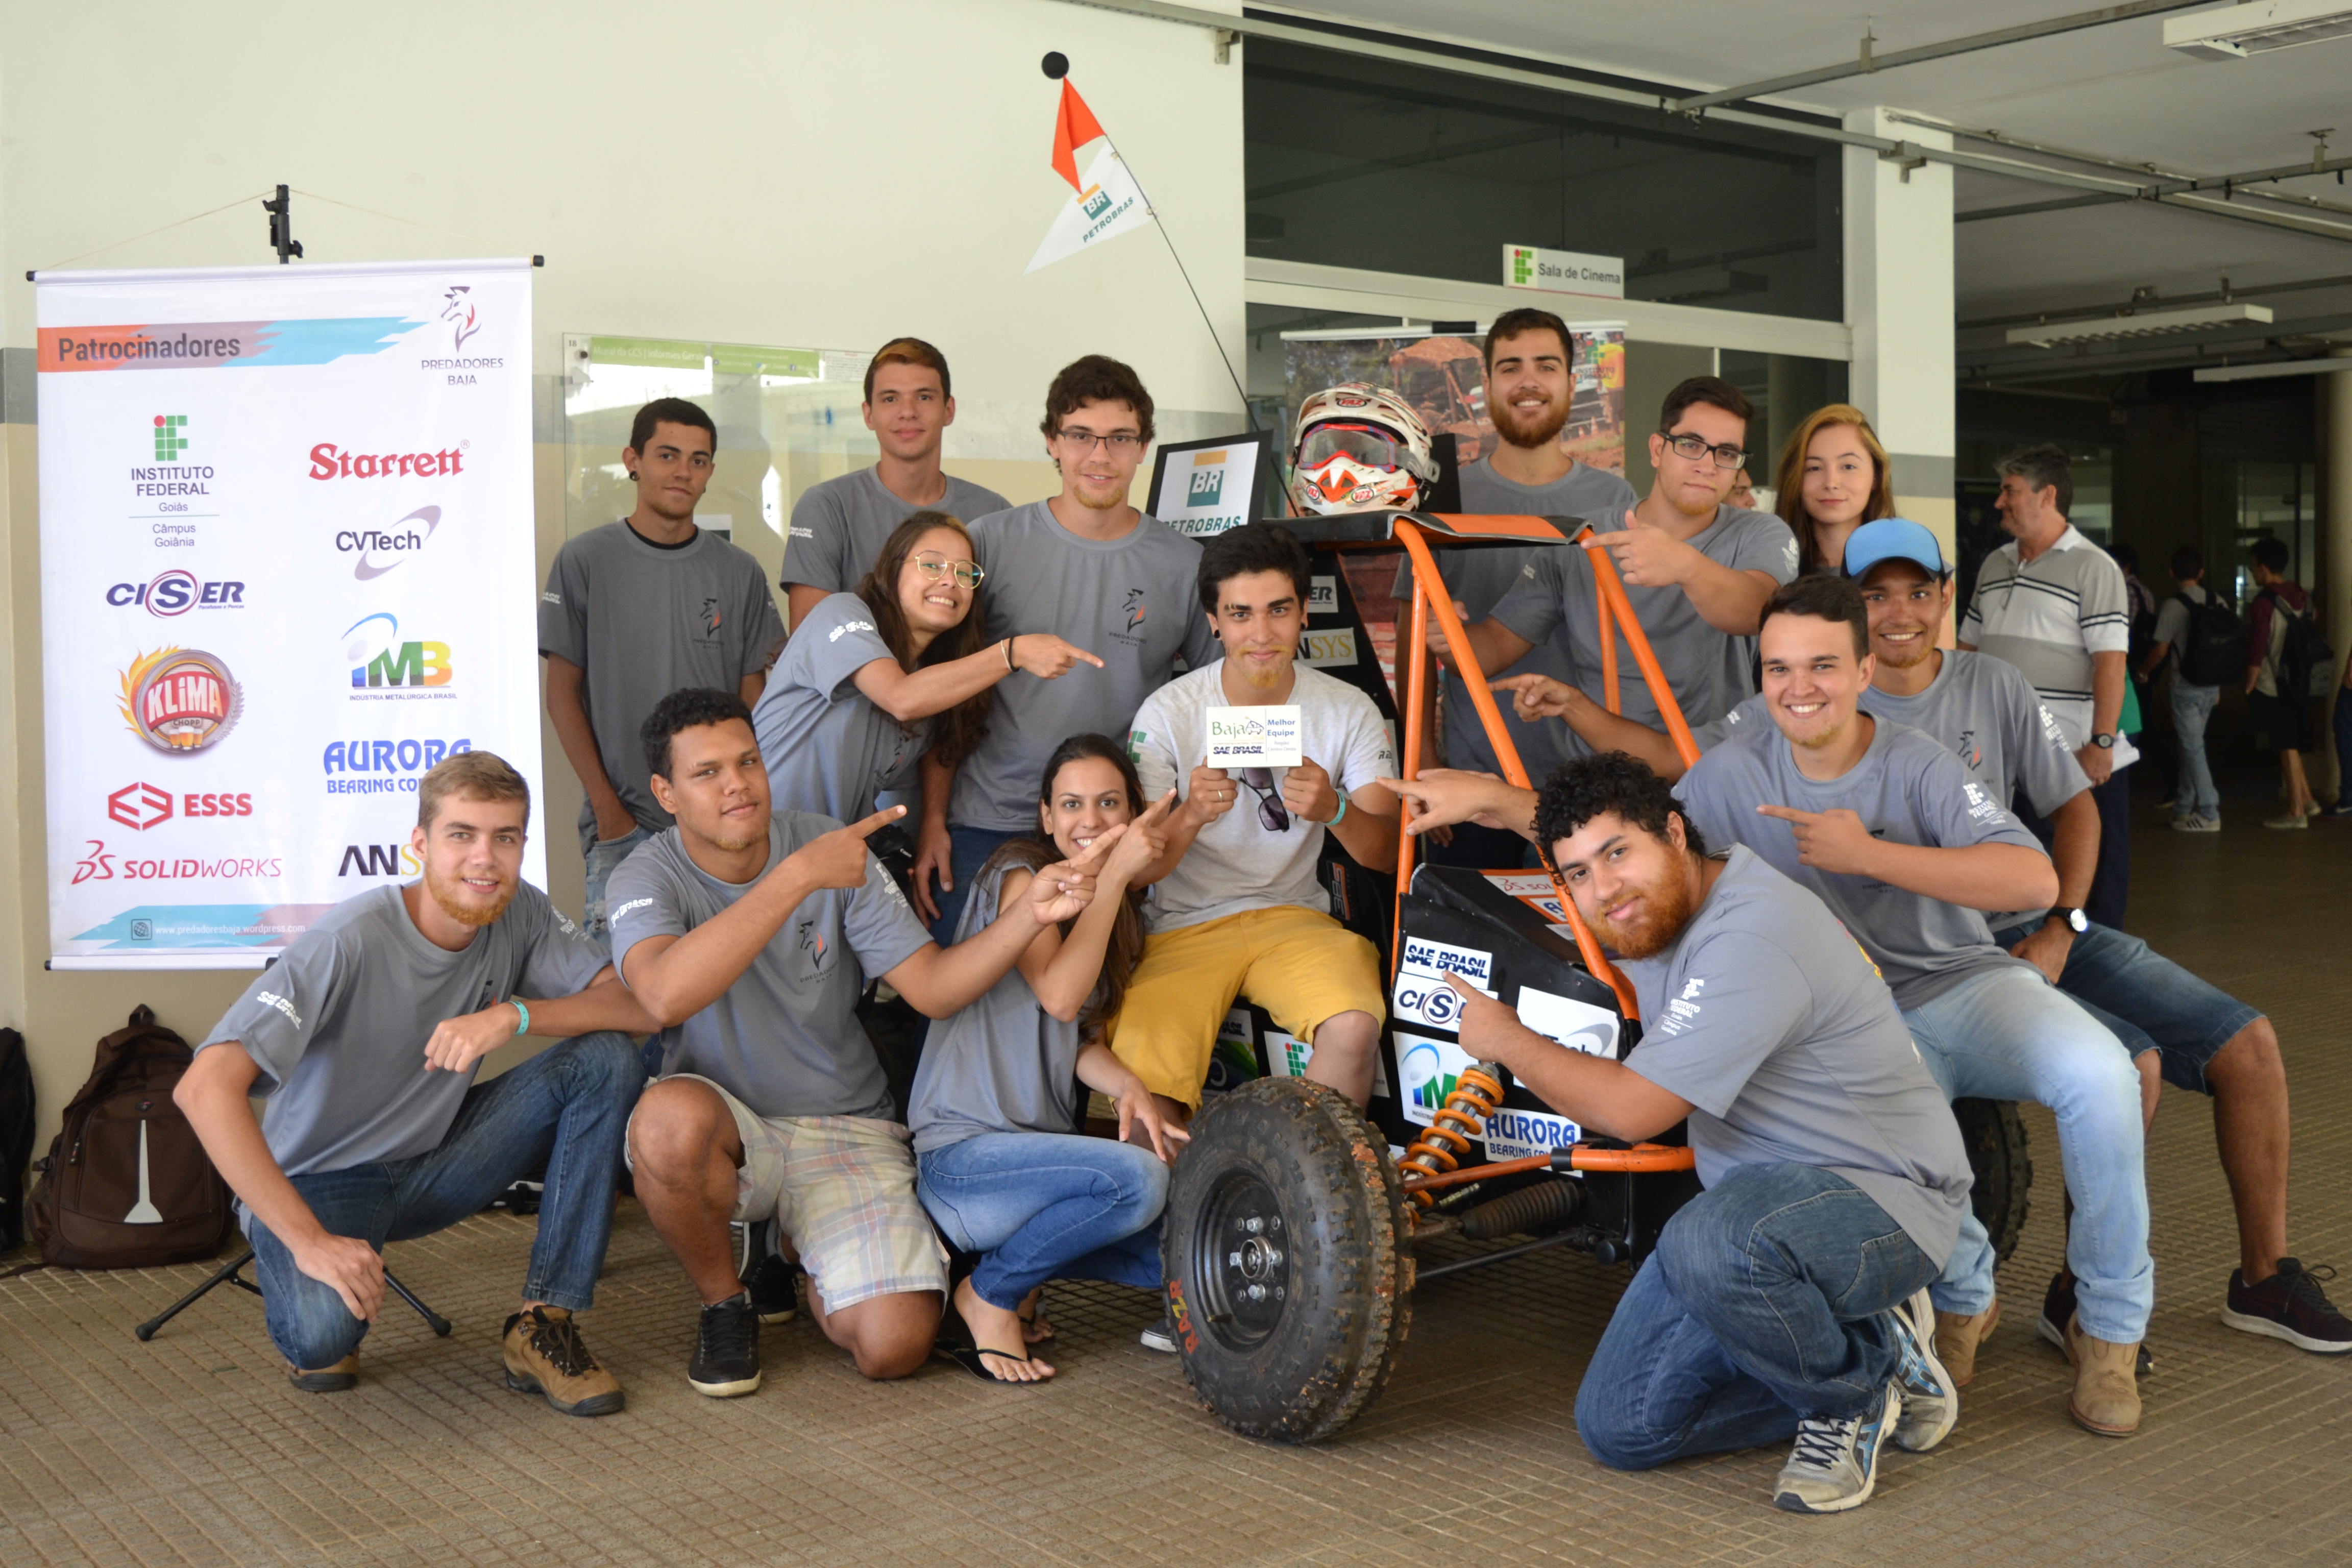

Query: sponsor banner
[[1484, 1106, 1582, 1161], [1391, 964, 1495, 1033], [1516, 986, 1621, 1060], [1205, 704, 1303, 768], [37, 258, 540, 967], [1394, 1030, 1484, 1128], [1398, 936, 1492, 988]]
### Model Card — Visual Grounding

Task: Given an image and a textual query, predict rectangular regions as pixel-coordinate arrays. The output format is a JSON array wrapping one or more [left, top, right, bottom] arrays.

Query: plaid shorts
[[631, 1074, 947, 1311]]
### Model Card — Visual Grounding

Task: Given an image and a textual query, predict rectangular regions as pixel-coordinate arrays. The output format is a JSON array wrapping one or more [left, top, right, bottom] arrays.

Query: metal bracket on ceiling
[[1213, 27, 1238, 65], [1880, 140, 1930, 183]]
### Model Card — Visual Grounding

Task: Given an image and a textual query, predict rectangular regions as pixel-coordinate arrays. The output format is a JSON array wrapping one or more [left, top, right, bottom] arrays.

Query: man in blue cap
[[1845, 519, 2347, 1371]]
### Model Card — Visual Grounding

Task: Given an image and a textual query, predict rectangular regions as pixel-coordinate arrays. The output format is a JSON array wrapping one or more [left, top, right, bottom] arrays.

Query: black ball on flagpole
[[1042, 52, 1069, 80]]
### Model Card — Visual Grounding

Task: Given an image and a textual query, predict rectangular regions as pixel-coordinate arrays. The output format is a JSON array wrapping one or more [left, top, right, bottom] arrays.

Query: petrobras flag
[[1025, 80, 1156, 275], [35, 258, 542, 969]]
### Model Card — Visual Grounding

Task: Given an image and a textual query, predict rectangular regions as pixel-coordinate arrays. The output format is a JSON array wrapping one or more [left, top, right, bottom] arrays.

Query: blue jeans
[[2171, 682, 2221, 821], [1991, 919, 2261, 1096], [582, 825, 653, 943], [247, 1033, 641, 1370], [1902, 967, 2151, 1342], [1575, 1164, 1938, 1470], [916, 1132, 1167, 1312], [926, 825, 1021, 947]]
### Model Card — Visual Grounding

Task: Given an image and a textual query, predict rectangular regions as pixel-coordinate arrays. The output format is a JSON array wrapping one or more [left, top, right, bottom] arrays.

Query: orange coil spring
[[1396, 1066, 1505, 1209]]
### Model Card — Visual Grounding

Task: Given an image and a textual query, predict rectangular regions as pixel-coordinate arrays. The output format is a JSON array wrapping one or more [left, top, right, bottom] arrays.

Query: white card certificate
[[1205, 705, 1304, 768]]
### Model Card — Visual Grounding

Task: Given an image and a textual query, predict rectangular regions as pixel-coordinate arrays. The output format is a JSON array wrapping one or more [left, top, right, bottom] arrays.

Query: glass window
[[1245, 39, 1843, 323]]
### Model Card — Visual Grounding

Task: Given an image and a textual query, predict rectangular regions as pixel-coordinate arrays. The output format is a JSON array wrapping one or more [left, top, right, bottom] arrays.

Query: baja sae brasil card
[[1205, 705, 1304, 768]]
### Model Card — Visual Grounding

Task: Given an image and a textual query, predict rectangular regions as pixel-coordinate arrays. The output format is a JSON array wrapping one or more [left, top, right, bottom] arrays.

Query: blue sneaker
[[1890, 1289, 1958, 1451], [1773, 1379, 1900, 1513]]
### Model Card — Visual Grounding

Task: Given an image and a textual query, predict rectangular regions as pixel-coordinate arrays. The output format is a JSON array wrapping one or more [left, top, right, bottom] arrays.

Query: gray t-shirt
[[198, 885, 609, 1178], [1858, 651, 2090, 933], [1674, 715, 2047, 1010], [606, 812, 933, 1121], [2150, 583, 2210, 684], [751, 592, 927, 821], [1129, 662, 1399, 934], [783, 466, 1012, 597], [1490, 503, 1799, 746], [1391, 458, 1638, 780], [907, 854, 1081, 1154], [540, 522, 789, 854], [951, 502, 1220, 831], [1621, 846, 1972, 1265]]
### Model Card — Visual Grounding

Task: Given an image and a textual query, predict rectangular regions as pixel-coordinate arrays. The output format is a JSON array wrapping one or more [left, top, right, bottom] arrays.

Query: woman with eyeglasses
[[1771, 404, 1897, 577], [751, 510, 1102, 822]]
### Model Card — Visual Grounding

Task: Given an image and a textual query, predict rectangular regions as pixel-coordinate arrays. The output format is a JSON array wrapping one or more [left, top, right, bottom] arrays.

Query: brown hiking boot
[[1934, 1298, 2000, 1387], [286, 1353, 358, 1393], [503, 1307, 625, 1417], [2063, 1315, 2141, 1437]]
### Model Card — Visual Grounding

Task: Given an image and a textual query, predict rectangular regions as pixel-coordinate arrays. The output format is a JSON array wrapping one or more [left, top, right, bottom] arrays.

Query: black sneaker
[[746, 1250, 802, 1326], [2037, 1270, 2154, 1377], [1139, 1314, 1179, 1353], [690, 1292, 763, 1398], [2222, 1259, 2352, 1353]]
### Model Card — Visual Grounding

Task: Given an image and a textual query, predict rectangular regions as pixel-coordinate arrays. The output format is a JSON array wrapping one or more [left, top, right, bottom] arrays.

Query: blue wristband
[[1328, 791, 1349, 826], [511, 999, 530, 1037]]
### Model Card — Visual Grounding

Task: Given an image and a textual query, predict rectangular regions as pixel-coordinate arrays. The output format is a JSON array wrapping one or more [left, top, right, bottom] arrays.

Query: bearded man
[[178, 751, 654, 1412]]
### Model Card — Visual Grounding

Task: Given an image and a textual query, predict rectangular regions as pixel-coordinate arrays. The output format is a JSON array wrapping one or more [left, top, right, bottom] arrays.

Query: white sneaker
[[1139, 1314, 1179, 1353], [2171, 815, 2220, 834], [1889, 1290, 1959, 1452], [1773, 1380, 1901, 1514]]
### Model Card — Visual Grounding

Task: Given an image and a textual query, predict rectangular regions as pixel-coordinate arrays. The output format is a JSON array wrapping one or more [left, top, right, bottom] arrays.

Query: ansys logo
[[344, 612, 453, 691], [1510, 247, 1535, 286], [152, 414, 188, 460], [442, 285, 480, 351]]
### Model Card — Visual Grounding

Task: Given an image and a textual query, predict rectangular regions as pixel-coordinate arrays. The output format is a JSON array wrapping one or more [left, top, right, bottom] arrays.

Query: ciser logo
[[344, 613, 453, 695], [106, 569, 247, 617]]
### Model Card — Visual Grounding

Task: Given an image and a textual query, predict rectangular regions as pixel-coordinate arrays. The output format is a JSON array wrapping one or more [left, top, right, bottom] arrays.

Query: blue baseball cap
[[1843, 518, 1947, 579]]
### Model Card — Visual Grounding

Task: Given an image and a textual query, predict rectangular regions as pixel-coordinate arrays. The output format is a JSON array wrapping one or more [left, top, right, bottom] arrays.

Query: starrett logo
[[152, 414, 188, 461], [309, 442, 467, 480]]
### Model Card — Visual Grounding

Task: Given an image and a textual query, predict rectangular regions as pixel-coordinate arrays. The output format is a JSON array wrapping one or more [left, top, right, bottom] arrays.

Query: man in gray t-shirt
[[175, 756, 650, 1411], [610, 688, 1097, 1394], [1438, 752, 1967, 1510], [541, 400, 787, 938], [780, 339, 1009, 631]]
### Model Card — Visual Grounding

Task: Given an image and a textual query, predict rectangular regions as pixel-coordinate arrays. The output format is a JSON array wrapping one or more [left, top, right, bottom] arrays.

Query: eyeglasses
[[1055, 429, 1144, 454], [912, 552, 984, 589], [1659, 431, 1749, 471], [1238, 767, 1290, 833]]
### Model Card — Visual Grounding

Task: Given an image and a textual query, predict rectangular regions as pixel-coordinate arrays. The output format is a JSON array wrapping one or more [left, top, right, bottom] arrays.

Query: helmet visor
[[1298, 422, 1413, 476]]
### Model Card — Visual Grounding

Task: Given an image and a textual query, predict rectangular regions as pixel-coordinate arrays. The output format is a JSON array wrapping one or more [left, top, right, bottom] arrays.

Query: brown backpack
[[28, 1006, 233, 1269]]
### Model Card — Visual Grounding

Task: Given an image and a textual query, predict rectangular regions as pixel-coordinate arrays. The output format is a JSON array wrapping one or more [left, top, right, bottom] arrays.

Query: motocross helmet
[[1288, 382, 1437, 514]]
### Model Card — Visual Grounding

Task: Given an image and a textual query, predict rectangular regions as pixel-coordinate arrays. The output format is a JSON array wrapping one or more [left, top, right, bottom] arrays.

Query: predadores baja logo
[[106, 569, 246, 616], [116, 647, 241, 753]]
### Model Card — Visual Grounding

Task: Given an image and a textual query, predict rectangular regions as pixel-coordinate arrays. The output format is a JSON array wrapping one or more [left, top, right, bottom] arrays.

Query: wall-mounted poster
[[1146, 429, 1277, 536], [1281, 323, 1626, 476]]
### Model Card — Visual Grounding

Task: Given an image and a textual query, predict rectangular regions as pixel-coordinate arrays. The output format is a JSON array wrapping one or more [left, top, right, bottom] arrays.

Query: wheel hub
[[1193, 1170, 1292, 1350]]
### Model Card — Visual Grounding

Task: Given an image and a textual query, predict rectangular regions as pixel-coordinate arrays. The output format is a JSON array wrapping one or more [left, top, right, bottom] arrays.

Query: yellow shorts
[[1107, 906, 1385, 1109]]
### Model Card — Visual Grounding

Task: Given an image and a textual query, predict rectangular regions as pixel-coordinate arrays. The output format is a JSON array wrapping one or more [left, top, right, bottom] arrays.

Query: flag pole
[[1042, 54, 1256, 431]]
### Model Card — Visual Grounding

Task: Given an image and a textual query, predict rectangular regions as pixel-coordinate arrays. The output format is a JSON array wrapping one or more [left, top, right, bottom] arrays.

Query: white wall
[[0, 0, 1245, 1157]]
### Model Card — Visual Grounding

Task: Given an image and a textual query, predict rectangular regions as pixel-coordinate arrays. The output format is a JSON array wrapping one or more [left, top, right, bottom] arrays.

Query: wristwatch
[[2048, 906, 2089, 933], [2092, 732, 2115, 750]]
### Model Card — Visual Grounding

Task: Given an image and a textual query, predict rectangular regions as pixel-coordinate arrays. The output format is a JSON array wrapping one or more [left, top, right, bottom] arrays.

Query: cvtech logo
[[337, 504, 443, 580]]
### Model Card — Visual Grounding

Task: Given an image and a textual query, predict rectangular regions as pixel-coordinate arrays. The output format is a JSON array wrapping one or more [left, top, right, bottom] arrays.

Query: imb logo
[[343, 613, 452, 691], [338, 842, 423, 877], [152, 414, 188, 460]]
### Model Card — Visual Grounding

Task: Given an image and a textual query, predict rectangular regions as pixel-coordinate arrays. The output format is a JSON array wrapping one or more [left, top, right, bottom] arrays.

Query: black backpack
[[27, 1006, 233, 1270], [2260, 587, 2337, 701], [2176, 590, 2246, 687], [0, 1029, 32, 1254]]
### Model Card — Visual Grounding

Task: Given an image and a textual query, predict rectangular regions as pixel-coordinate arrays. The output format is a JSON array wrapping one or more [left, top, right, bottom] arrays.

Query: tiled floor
[[5, 771, 2349, 1565]]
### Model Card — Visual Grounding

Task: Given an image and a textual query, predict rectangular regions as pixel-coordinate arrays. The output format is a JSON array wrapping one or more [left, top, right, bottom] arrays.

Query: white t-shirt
[[1128, 662, 1398, 935]]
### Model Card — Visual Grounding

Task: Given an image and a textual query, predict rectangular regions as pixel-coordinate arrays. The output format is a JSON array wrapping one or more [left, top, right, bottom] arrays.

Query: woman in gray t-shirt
[[908, 735, 1185, 1383], [752, 511, 1100, 821]]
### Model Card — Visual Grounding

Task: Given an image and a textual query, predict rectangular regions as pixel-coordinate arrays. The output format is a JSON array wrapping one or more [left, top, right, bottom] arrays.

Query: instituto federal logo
[[117, 647, 242, 753], [152, 414, 189, 461]]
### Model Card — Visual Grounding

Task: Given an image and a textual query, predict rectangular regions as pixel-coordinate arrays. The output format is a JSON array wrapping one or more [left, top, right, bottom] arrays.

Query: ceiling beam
[[1958, 271, 2352, 330], [1667, 2, 2210, 114]]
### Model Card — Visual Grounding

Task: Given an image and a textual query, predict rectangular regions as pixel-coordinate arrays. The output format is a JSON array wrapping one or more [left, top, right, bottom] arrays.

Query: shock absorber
[[1396, 1064, 1505, 1210]]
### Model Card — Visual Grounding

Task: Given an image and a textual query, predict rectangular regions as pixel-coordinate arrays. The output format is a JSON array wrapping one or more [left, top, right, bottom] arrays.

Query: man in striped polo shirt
[[1957, 445, 2133, 929]]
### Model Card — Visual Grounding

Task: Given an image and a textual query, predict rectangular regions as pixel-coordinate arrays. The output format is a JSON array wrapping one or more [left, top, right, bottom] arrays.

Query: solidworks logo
[[309, 441, 467, 480]]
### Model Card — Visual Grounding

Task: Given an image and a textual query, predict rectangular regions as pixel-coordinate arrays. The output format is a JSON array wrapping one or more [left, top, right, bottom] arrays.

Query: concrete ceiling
[[1269, 1, 2352, 379]]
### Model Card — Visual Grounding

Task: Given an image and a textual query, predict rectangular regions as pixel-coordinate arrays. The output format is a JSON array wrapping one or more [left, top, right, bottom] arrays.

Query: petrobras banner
[[36, 258, 541, 969]]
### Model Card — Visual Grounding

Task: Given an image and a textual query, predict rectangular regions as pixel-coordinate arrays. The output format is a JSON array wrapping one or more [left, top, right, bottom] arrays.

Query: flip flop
[[937, 1341, 1047, 1384], [1018, 1304, 1056, 1344]]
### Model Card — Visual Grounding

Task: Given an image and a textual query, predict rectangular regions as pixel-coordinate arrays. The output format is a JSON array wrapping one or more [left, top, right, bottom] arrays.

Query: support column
[[2321, 347, 2352, 801], [1843, 109, 1956, 566]]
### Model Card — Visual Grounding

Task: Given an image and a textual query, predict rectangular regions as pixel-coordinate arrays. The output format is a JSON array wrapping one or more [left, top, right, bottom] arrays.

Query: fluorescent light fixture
[[2193, 356, 2352, 382], [2165, 0, 2352, 59], [2007, 302, 2272, 346]]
